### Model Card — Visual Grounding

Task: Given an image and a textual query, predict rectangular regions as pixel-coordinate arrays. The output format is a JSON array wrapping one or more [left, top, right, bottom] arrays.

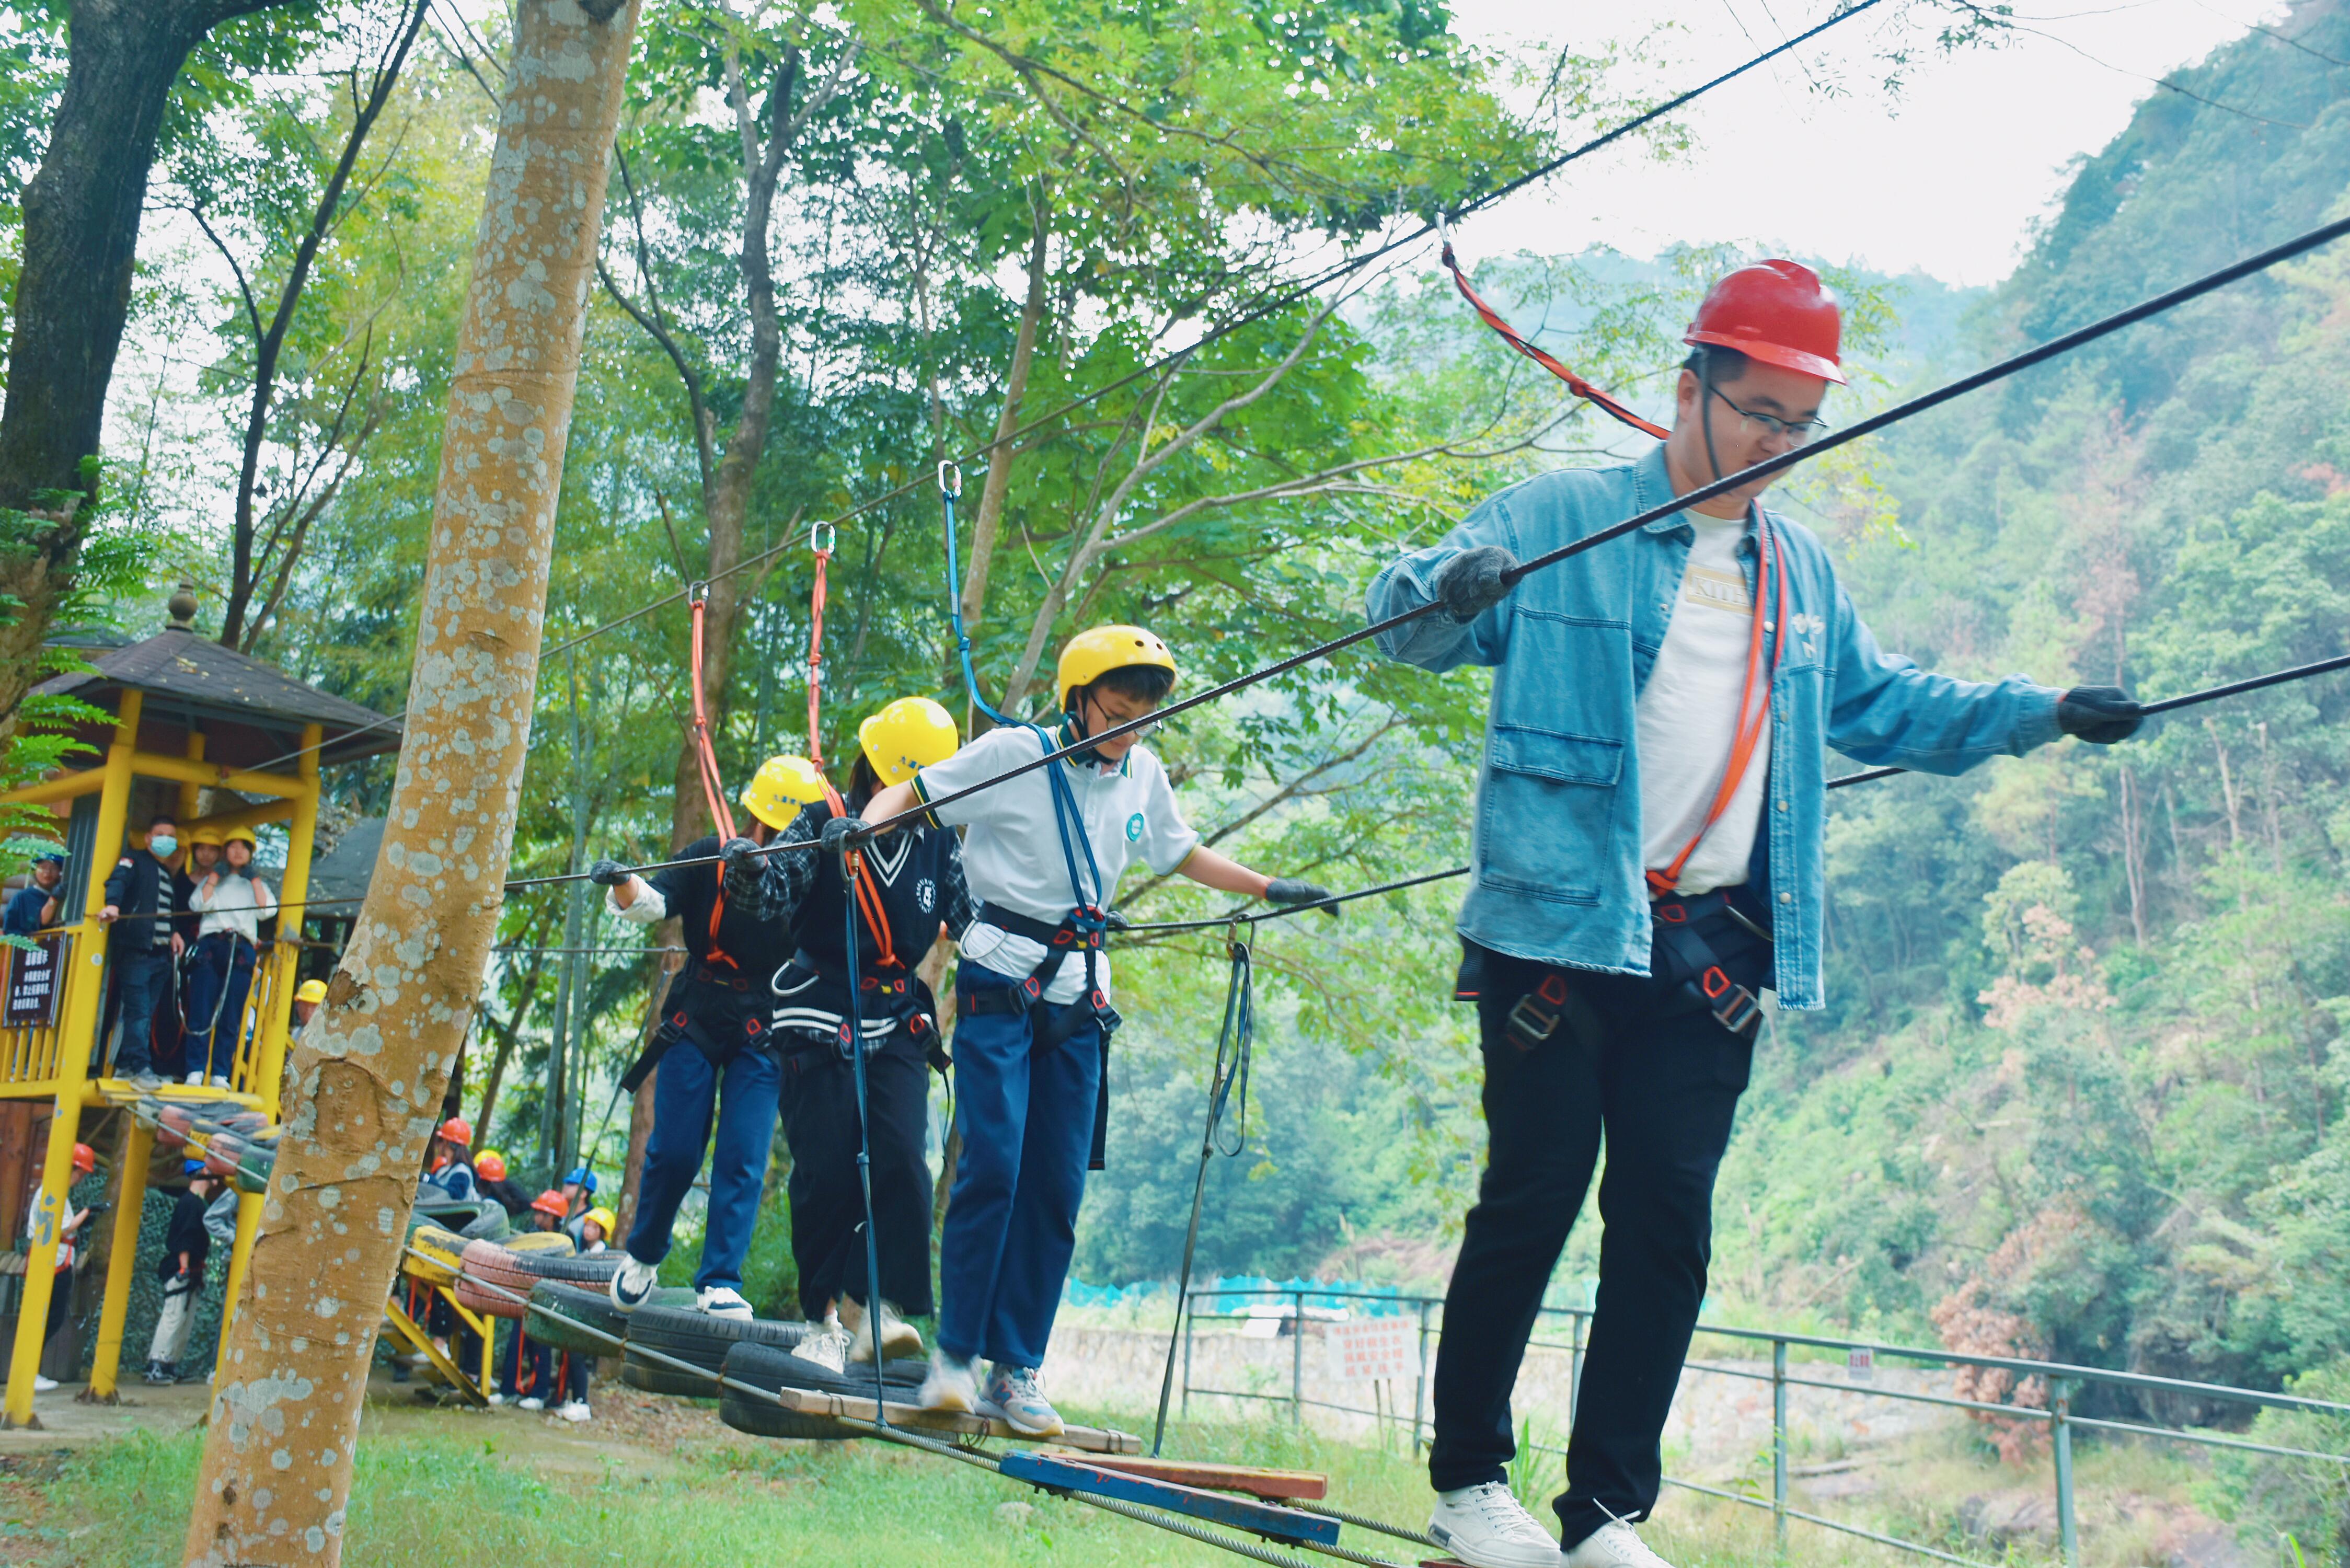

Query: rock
[[1957, 1490, 2056, 1546], [996, 1500, 1036, 1530]]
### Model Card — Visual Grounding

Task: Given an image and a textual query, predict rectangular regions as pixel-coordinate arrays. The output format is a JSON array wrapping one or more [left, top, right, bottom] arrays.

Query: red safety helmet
[[531, 1189, 568, 1219], [1684, 259, 1845, 385], [437, 1116, 472, 1148], [71, 1143, 96, 1175], [474, 1151, 508, 1182]]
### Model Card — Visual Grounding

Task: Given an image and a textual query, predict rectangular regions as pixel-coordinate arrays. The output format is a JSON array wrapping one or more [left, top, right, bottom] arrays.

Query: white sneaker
[[980, 1364, 1064, 1437], [1427, 1482, 1560, 1568], [485, 1392, 505, 1406], [695, 1286, 753, 1320], [185, 1072, 205, 1086], [209, 1075, 232, 1089], [789, 1322, 851, 1375], [840, 1297, 923, 1363], [1563, 1520, 1675, 1568], [557, 1400, 591, 1423], [30, 1374, 57, 1392], [516, 1396, 545, 1411], [608, 1253, 659, 1312], [918, 1348, 978, 1413]]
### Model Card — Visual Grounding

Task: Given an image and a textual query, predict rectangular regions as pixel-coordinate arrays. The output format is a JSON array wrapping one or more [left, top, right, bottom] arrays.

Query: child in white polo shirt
[[853, 625, 1330, 1435]]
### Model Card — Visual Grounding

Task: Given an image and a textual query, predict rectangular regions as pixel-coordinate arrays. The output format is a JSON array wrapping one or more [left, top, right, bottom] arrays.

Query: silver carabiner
[[809, 521, 837, 556], [687, 580, 711, 607], [938, 460, 962, 498]]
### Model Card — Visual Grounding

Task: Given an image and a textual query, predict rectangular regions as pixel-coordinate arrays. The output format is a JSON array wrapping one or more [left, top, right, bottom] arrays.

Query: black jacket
[[159, 1186, 212, 1282], [651, 834, 799, 1058], [103, 850, 174, 954]]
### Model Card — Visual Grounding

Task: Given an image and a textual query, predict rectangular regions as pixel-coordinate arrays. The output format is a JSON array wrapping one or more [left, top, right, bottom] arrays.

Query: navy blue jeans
[[109, 949, 172, 1077], [183, 934, 256, 1080], [624, 1040, 780, 1292], [937, 963, 1102, 1370]]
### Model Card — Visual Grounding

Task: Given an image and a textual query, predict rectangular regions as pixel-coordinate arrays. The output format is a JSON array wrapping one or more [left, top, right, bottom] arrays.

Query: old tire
[[511, 1249, 625, 1286], [403, 1225, 468, 1287], [718, 1342, 858, 1440], [525, 1282, 694, 1357], [619, 1305, 811, 1397], [455, 1239, 530, 1318]]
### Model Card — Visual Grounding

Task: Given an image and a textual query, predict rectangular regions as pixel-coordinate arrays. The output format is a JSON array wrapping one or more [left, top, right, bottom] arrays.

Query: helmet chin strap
[[1063, 690, 1110, 767], [1699, 350, 1727, 490]]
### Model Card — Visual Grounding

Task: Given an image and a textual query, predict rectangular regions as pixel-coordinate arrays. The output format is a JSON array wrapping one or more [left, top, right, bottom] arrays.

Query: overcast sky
[[1445, 0, 2279, 285]]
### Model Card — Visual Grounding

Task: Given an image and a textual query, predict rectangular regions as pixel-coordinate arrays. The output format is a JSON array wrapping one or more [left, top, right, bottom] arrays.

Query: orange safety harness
[[804, 522, 834, 769], [1645, 509, 1787, 898], [686, 583, 742, 968], [1439, 238, 1671, 441]]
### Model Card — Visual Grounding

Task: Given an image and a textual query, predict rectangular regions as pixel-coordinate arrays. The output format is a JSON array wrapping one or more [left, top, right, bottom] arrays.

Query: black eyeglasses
[[1708, 385, 1830, 445]]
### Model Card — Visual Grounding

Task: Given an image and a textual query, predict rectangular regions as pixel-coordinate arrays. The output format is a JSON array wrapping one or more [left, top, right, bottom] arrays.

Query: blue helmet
[[183, 1158, 208, 1176], [563, 1167, 597, 1193]]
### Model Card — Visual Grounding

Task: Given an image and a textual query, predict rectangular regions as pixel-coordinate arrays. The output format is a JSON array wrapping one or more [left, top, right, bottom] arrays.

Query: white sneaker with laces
[[557, 1400, 591, 1423], [1562, 1520, 1676, 1568], [790, 1322, 852, 1374], [516, 1396, 545, 1411], [185, 1072, 205, 1086], [840, 1297, 923, 1363], [918, 1348, 978, 1413], [1426, 1482, 1560, 1568], [608, 1253, 659, 1312], [696, 1285, 753, 1319], [980, 1364, 1064, 1437], [209, 1074, 232, 1089], [30, 1374, 58, 1392]]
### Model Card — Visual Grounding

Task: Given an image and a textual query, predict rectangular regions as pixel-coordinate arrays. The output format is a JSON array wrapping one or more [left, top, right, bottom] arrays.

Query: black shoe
[[144, 1362, 177, 1385]]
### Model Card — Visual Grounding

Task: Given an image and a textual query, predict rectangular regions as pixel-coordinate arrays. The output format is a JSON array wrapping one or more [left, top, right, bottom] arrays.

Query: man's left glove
[[588, 858, 633, 887], [2058, 686, 2145, 744], [820, 815, 873, 856], [720, 837, 765, 879], [1265, 878, 1338, 918]]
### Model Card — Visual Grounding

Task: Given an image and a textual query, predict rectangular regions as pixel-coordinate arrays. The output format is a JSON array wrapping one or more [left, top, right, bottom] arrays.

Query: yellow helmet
[[294, 979, 329, 1005], [188, 825, 225, 848], [857, 698, 960, 786], [221, 824, 258, 849], [583, 1205, 617, 1238], [1057, 625, 1178, 712], [740, 755, 830, 829]]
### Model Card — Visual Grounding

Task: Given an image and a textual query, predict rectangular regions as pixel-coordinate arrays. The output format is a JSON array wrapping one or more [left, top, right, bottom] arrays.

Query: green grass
[[2, 1402, 2092, 1568]]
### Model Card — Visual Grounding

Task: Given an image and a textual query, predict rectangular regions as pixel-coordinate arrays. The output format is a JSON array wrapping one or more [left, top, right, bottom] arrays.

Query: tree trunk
[[0, 0, 291, 745], [183, 5, 641, 1562], [957, 193, 1051, 640]]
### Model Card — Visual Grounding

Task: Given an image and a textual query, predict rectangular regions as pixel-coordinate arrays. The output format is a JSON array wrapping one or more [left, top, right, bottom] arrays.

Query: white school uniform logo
[[1125, 813, 1144, 842], [915, 878, 936, 914]]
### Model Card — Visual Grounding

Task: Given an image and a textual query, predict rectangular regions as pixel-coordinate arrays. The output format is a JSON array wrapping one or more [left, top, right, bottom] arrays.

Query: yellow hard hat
[[584, 1205, 617, 1237], [740, 755, 830, 829], [294, 978, 329, 1005], [188, 825, 225, 848], [221, 824, 258, 848], [857, 698, 960, 786], [1057, 625, 1178, 712]]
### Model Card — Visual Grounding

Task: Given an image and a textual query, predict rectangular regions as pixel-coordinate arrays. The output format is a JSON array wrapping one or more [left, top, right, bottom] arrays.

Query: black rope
[[1153, 936, 1253, 1456], [1117, 866, 1471, 935]]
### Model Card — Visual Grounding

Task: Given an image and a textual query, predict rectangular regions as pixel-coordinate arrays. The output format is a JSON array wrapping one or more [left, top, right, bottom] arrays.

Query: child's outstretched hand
[[1264, 878, 1338, 918]]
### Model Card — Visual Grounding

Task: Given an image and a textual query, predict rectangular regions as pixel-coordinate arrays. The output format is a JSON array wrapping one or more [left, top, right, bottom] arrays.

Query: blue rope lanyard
[[835, 841, 891, 1424], [939, 463, 1017, 731]]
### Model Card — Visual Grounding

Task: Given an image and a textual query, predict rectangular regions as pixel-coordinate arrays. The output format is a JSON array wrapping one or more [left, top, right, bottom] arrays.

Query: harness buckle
[[1504, 972, 1572, 1052], [1656, 901, 1688, 924], [1021, 976, 1043, 1000]]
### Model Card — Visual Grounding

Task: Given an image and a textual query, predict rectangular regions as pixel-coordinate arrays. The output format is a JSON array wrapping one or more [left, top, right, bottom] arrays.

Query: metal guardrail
[[1177, 1287, 2350, 1567]]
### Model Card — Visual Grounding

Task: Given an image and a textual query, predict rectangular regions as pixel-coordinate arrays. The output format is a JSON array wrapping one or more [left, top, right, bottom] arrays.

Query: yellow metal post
[[3, 692, 137, 1426], [213, 724, 316, 1357], [177, 730, 205, 827], [86, 1119, 154, 1399]]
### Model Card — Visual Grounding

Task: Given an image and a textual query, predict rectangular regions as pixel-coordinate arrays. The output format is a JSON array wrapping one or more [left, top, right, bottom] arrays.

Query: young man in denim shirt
[[1369, 261, 2144, 1568]]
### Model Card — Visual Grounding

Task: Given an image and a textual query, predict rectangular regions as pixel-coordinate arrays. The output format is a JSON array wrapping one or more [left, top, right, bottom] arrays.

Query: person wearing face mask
[[4, 850, 65, 937], [99, 814, 182, 1088], [186, 826, 277, 1088]]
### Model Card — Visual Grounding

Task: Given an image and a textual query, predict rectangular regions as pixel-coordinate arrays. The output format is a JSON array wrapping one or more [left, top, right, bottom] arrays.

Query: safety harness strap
[[1441, 241, 1671, 441]]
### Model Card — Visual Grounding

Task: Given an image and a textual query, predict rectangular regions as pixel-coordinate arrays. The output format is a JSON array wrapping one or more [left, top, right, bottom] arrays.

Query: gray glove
[[2057, 686, 2145, 744], [720, 837, 765, 879], [588, 858, 633, 887], [1265, 878, 1338, 918], [1432, 545, 1518, 623], [820, 814, 872, 856]]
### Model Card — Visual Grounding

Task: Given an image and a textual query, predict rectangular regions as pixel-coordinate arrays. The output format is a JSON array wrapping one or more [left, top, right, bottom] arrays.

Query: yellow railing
[[0, 929, 75, 1093], [228, 947, 287, 1094]]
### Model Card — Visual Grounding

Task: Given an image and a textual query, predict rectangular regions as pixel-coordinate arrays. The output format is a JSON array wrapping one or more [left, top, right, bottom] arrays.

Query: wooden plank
[[767, 1385, 1141, 1454], [1068, 1455, 1327, 1501], [997, 1452, 1340, 1544]]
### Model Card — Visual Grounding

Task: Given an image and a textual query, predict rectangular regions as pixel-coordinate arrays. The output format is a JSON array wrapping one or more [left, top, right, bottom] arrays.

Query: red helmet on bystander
[[436, 1117, 473, 1148], [70, 1143, 96, 1175], [475, 1151, 508, 1182], [1684, 260, 1845, 384], [530, 1189, 568, 1219]]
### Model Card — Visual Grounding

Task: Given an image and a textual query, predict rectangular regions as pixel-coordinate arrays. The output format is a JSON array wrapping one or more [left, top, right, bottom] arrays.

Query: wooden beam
[[1072, 1455, 1328, 1501], [996, 1452, 1341, 1544]]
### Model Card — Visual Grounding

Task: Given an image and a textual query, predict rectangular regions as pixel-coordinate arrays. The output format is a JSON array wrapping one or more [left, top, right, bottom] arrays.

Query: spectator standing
[[185, 826, 275, 1087], [22, 1143, 96, 1391], [98, 814, 180, 1087], [145, 1163, 221, 1383], [4, 850, 65, 937]]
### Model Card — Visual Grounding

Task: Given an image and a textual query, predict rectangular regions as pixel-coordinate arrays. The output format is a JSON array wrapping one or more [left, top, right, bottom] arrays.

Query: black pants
[[1429, 950, 1755, 1548], [779, 1028, 935, 1320]]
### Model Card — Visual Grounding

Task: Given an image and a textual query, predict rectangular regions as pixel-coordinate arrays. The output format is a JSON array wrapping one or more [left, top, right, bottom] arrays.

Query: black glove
[[1265, 878, 1338, 918], [720, 837, 765, 879], [819, 814, 872, 856], [1432, 545, 1518, 624], [2057, 686, 2145, 744], [1102, 908, 1131, 932], [588, 858, 633, 887]]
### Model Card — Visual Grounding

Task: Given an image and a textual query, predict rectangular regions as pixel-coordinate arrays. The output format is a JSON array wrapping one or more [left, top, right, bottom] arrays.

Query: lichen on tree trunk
[[182, 4, 642, 1562]]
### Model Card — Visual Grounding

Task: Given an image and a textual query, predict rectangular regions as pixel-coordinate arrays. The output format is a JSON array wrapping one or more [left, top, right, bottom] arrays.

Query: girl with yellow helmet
[[713, 695, 968, 1369]]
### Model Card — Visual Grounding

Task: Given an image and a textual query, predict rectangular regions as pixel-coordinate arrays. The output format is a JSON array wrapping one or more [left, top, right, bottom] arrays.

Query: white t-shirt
[[915, 724, 1200, 1004], [1637, 513, 1772, 895], [191, 870, 277, 942]]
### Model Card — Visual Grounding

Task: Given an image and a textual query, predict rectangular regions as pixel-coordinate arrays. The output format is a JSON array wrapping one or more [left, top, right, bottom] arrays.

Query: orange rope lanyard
[[688, 583, 740, 965], [1439, 238, 1671, 441], [820, 782, 898, 975], [805, 522, 835, 769], [1646, 511, 1788, 898]]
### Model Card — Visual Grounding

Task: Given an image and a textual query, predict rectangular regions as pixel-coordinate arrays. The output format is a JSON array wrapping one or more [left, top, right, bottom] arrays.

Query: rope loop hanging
[[1438, 225, 1669, 441], [805, 520, 837, 767]]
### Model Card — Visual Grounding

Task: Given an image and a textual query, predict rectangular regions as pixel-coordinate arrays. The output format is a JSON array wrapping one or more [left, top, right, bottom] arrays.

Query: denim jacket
[[1367, 445, 2064, 1010]]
